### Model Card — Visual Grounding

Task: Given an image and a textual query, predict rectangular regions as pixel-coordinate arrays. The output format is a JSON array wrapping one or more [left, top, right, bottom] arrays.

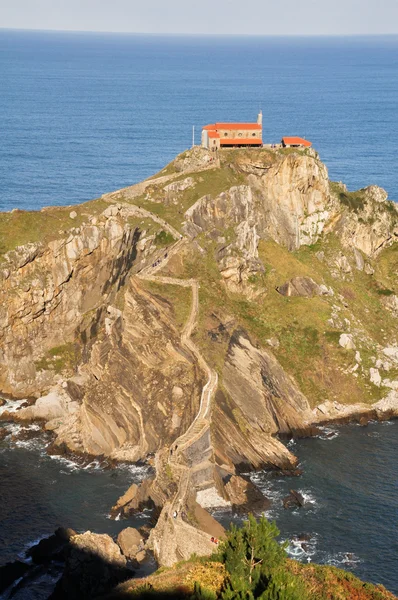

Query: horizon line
[[1, 27, 398, 38]]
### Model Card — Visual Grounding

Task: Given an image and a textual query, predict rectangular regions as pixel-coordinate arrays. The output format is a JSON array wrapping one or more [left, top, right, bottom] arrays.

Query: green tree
[[219, 515, 306, 600]]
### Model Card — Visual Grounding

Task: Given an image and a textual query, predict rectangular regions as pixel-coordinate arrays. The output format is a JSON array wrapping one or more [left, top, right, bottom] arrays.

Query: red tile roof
[[220, 138, 262, 145], [203, 123, 261, 131], [207, 130, 220, 138], [282, 137, 312, 147], [216, 123, 262, 130]]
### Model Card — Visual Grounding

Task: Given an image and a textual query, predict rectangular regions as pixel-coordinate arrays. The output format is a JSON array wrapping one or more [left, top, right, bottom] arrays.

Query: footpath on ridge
[[131, 206, 220, 563]]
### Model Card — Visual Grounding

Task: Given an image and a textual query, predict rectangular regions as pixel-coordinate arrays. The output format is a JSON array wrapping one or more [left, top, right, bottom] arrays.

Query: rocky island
[[1, 146, 397, 598]]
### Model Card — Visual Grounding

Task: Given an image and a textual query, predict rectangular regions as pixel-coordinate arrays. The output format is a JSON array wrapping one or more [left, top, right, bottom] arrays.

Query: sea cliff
[[1, 146, 398, 570]]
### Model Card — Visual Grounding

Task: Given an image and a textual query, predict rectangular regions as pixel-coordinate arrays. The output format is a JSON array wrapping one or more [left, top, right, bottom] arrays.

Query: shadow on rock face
[[48, 532, 134, 600]]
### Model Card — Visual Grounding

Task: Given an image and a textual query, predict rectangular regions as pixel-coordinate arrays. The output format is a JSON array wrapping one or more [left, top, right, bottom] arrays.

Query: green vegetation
[[35, 342, 80, 374], [218, 515, 305, 599], [155, 229, 175, 247], [118, 165, 245, 232], [329, 182, 366, 214], [119, 516, 395, 599], [0, 198, 108, 259], [140, 280, 193, 331]]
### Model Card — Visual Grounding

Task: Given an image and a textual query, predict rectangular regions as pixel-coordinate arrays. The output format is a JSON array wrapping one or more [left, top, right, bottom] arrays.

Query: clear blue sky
[[1, 0, 397, 35]]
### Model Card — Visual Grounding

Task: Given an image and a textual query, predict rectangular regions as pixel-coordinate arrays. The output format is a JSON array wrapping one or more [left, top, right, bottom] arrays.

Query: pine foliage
[[217, 514, 306, 600]]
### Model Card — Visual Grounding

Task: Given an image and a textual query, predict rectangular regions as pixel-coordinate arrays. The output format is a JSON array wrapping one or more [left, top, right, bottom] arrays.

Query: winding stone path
[[133, 207, 220, 561]]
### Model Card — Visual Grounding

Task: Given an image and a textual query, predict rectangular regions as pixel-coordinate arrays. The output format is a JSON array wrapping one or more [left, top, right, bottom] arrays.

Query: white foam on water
[[0, 398, 28, 416], [299, 489, 318, 506], [49, 454, 81, 472], [285, 534, 318, 561], [83, 459, 103, 470], [325, 551, 361, 568], [4, 422, 24, 436], [12, 438, 43, 451], [116, 462, 150, 479], [317, 426, 340, 440]]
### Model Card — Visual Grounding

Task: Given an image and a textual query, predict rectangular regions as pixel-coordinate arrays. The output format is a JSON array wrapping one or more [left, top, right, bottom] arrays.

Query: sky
[[0, 0, 397, 36]]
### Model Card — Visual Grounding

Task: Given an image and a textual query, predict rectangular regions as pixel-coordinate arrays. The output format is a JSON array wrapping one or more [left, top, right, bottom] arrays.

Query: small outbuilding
[[281, 137, 312, 148]]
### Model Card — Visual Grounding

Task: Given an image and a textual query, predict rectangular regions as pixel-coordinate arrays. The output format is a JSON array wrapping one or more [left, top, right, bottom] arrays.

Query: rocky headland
[[1, 145, 398, 585]]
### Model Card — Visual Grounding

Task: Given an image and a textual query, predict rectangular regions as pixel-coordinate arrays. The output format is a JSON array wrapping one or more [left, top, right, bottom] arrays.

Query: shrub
[[218, 515, 307, 599]]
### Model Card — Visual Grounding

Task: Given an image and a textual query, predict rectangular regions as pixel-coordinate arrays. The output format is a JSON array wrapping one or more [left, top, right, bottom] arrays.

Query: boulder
[[111, 478, 156, 517], [51, 531, 131, 600], [224, 475, 271, 514], [26, 527, 76, 564], [283, 489, 305, 509], [276, 276, 322, 298], [369, 367, 381, 387], [117, 528, 143, 562], [339, 333, 356, 350], [383, 347, 398, 364], [14, 390, 70, 422], [381, 294, 398, 317], [353, 248, 364, 271]]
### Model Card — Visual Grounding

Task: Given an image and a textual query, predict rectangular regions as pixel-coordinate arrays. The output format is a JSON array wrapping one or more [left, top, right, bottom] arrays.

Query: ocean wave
[[0, 398, 28, 416], [298, 489, 318, 507], [325, 551, 361, 568], [285, 534, 318, 560], [316, 426, 339, 440]]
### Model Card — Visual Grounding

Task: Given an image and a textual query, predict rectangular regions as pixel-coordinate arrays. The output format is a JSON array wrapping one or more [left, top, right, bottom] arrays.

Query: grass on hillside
[[139, 280, 193, 331], [0, 198, 110, 260], [117, 166, 246, 232], [35, 342, 81, 374], [156, 230, 397, 407]]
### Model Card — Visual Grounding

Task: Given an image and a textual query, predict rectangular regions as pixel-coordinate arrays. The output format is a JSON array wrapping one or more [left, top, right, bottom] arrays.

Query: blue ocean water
[[0, 30, 397, 212]]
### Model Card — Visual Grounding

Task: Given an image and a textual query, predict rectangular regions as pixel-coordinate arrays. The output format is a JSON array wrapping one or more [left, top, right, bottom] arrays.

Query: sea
[[0, 29, 397, 597]]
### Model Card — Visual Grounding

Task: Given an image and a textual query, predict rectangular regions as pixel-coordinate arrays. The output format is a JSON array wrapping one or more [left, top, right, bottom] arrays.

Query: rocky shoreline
[[1, 408, 397, 598]]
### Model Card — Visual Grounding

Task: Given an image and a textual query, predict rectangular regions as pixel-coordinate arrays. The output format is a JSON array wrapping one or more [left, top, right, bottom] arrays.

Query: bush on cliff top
[[121, 516, 396, 600], [217, 515, 306, 600]]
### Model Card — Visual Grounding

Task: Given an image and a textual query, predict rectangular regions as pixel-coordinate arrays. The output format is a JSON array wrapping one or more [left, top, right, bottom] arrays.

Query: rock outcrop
[[1, 145, 398, 569], [0, 209, 157, 397], [52, 532, 131, 600], [332, 184, 398, 257], [213, 330, 314, 472]]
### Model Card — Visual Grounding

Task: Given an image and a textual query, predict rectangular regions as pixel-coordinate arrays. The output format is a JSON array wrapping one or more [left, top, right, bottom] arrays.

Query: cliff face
[[0, 212, 145, 396], [54, 277, 203, 461], [1, 146, 398, 477]]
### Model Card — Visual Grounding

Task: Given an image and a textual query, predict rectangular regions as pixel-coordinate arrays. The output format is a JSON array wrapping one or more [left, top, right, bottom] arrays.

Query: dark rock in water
[[0, 427, 8, 441], [359, 416, 369, 427], [6, 563, 63, 598], [26, 527, 76, 564], [268, 468, 303, 478], [295, 533, 312, 542], [50, 531, 133, 600], [11, 426, 44, 443], [111, 478, 157, 518], [0, 560, 30, 594], [224, 474, 271, 514], [283, 489, 305, 509]]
